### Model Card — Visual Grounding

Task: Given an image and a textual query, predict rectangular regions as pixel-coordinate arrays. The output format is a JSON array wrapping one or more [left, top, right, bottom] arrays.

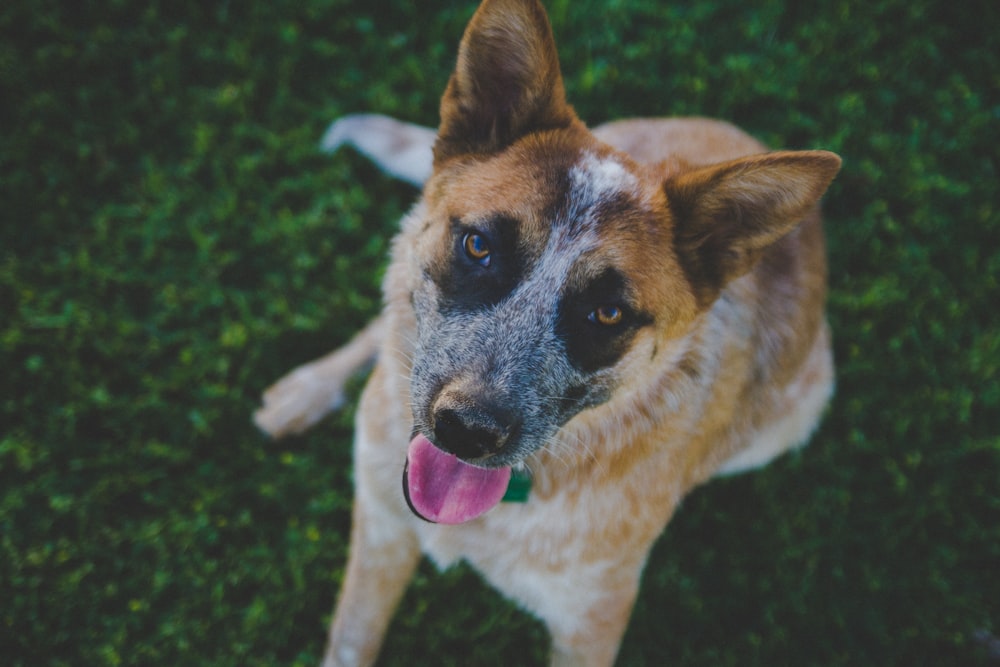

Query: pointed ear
[[434, 0, 578, 164], [664, 150, 842, 304]]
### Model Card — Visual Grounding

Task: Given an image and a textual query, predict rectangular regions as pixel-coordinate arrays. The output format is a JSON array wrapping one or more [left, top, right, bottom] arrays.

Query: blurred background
[[1, 0, 997, 664]]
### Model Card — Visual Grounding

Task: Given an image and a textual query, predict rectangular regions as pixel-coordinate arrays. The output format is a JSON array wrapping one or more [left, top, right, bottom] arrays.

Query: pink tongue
[[403, 434, 511, 525]]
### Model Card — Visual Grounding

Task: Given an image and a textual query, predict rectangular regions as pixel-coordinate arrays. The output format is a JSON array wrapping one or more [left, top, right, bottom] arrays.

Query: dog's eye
[[463, 232, 491, 267], [588, 305, 623, 326]]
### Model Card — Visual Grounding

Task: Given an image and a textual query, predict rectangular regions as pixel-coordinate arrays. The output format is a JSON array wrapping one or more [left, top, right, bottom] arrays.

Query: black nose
[[432, 404, 516, 461]]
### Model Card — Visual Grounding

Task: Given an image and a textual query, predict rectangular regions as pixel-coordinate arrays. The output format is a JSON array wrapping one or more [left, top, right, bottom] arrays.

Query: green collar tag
[[502, 469, 532, 503]]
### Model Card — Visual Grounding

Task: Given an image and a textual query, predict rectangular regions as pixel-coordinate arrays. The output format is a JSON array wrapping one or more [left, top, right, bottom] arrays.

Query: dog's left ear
[[664, 150, 842, 305], [434, 0, 578, 165]]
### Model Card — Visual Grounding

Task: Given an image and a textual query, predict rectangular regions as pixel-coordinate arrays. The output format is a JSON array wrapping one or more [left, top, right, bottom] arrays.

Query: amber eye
[[588, 305, 623, 326], [463, 232, 491, 266]]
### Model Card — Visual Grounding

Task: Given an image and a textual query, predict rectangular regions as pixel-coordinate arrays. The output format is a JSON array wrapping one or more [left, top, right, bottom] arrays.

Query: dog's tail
[[320, 114, 436, 187], [254, 314, 387, 439]]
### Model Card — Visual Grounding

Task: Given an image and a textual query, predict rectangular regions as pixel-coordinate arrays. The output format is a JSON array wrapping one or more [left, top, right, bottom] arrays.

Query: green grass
[[2, 0, 998, 665]]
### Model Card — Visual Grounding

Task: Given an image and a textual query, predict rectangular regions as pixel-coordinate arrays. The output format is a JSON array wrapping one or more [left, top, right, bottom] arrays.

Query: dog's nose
[[432, 403, 516, 461]]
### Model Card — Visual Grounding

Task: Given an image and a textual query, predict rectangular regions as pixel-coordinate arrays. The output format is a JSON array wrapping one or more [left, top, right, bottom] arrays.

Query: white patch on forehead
[[569, 151, 639, 204], [499, 152, 640, 320], [505, 152, 639, 304]]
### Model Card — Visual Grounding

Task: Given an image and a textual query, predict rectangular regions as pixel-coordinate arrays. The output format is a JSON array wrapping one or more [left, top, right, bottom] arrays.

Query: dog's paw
[[253, 363, 346, 439]]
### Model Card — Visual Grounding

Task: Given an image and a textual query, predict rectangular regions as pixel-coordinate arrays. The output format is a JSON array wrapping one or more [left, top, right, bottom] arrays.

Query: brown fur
[[255, 1, 841, 664]]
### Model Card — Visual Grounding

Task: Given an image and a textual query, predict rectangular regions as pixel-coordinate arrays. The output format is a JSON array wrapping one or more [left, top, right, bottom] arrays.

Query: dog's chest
[[417, 494, 562, 569]]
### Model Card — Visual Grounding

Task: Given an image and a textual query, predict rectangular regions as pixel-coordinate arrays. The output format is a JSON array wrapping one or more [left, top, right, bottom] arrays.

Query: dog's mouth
[[402, 434, 512, 524]]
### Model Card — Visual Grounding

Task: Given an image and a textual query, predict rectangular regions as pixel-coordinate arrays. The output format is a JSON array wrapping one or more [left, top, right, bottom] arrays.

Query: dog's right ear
[[434, 0, 578, 165]]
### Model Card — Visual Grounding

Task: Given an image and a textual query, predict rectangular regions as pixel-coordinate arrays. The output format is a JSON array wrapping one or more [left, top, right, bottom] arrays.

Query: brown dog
[[255, 0, 841, 664]]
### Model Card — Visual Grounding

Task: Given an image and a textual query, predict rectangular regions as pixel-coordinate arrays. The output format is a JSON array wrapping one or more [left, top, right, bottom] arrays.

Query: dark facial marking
[[556, 268, 652, 373], [431, 216, 524, 313]]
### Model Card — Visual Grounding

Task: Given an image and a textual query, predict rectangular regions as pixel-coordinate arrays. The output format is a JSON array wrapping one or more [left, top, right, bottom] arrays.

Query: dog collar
[[501, 469, 531, 502]]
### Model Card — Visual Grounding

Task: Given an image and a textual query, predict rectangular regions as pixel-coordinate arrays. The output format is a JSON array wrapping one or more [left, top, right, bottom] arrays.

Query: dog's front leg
[[321, 491, 420, 667], [320, 365, 421, 667], [505, 543, 650, 667], [321, 461, 420, 667], [546, 581, 640, 667]]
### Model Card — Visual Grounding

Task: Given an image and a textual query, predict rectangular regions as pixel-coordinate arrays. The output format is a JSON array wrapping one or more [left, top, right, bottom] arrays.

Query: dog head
[[398, 0, 840, 523]]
